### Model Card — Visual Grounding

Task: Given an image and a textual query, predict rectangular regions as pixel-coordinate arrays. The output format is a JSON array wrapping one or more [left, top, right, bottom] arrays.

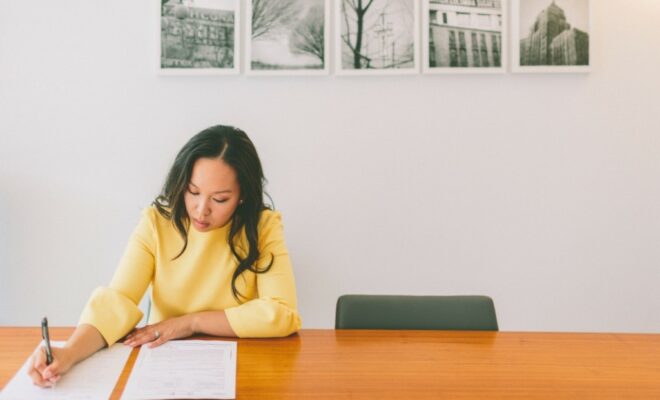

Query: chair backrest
[[335, 294, 498, 331]]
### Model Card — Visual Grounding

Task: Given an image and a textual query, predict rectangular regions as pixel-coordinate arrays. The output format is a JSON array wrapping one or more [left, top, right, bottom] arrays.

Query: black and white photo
[[513, 0, 590, 73], [335, 0, 419, 75], [247, 0, 329, 75], [422, 0, 506, 74], [159, 0, 240, 74]]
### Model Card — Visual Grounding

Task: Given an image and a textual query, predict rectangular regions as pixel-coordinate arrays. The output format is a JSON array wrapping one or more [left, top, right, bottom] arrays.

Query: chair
[[335, 294, 498, 331]]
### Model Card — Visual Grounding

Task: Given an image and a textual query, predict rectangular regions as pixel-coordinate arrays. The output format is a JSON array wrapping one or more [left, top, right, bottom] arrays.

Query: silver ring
[[154, 330, 160, 340]]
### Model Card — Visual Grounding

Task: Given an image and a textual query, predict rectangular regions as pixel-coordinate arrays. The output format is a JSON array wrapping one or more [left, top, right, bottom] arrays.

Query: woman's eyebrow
[[189, 182, 232, 194]]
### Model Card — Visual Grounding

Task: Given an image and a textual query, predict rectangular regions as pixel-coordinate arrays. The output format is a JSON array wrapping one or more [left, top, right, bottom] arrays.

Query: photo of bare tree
[[512, 0, 591, 73], [247, 0, 329, 75], [159, 0, 240, 74], [335, 0, 419, 75]]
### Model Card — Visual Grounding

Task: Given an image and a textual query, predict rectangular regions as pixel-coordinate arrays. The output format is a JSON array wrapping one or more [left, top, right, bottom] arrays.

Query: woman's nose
[[196, 199, 211, 217]]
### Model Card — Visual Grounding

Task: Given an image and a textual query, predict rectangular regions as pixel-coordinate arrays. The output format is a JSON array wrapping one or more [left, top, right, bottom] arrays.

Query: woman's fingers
[[42, 358, 62, 382], [28, 366, 52, 388], [124, 319, 190, 348], [147, 332, 167, 349], [27, 345, 73, 388], [28, 348, 54, 387], [32, 347, 47, 371], [123, 328, 138, 342], [124, 326, 161, 347]]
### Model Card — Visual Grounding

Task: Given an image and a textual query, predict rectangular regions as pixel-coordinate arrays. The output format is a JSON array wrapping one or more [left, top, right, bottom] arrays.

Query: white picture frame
[[512, 0, 591, 73], [159, 0, 240, 75], [422, 0, 507, 74], [246, 0, 330, 76], [335, 0, 420, 76]]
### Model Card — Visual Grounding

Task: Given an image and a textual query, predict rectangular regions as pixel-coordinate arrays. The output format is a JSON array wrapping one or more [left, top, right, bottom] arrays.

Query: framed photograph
[[422, 0, 506, 74], [159, 0, 240, 75], [246, 0, 330, 75], [512, 0, 591, 73], [335, 0, 420, 76]]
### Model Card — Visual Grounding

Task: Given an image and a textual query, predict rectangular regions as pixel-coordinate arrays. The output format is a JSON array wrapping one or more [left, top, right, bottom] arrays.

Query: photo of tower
[[336, 0, 418, 74], [518, 0, 589, 66]]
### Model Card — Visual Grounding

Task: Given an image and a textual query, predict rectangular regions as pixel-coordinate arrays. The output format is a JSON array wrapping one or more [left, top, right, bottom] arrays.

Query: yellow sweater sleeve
[[224, 211, 302, 337], [78, 208, 155, 345]]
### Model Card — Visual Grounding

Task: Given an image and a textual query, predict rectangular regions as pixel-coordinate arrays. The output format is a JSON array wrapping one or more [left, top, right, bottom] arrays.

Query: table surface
[[2, 328, 660, 399]]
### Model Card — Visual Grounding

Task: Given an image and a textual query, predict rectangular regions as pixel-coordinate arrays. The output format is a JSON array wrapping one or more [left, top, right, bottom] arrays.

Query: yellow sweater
[[79, 206, 301, 345]]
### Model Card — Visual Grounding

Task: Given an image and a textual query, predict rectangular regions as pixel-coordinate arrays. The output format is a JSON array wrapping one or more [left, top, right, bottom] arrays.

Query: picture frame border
[[157, 0, 241, 76], [245, 0, 331, 76], [511, 0, 592, 74], [334, 0, 421, 76], [421, 0, 507, 74]]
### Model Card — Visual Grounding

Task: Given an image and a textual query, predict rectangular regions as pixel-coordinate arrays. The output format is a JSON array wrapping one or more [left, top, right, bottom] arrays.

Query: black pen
[[41, 317, 53, 365]]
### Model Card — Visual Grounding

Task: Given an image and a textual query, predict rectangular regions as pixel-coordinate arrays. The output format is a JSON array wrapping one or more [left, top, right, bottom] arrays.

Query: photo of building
[[160, 0, 236, 70], [426, 0, 503, 69], [516, 0, 589, 68]]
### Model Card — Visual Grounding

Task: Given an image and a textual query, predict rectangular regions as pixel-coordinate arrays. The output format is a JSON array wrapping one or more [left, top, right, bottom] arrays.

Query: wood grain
[[2, 328, 660, 399]]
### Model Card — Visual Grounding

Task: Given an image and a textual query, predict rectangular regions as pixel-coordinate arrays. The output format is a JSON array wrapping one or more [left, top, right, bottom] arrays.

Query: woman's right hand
[[27, 346, 75, 388]]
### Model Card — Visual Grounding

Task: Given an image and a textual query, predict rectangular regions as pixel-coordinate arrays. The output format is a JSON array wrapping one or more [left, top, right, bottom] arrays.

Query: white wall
[[1, 0, 659, 332]]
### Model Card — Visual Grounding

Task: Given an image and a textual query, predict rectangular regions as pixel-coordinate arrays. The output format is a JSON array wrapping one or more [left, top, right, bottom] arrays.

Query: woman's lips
[[193, 219, 210, 229]]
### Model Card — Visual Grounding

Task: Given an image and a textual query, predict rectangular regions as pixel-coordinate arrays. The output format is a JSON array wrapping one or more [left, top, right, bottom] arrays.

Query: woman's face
[[184, 157, 241, 232]]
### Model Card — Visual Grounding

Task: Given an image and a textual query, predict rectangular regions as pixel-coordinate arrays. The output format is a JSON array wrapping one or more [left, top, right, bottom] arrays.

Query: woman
[[29, 125, 301, 387]]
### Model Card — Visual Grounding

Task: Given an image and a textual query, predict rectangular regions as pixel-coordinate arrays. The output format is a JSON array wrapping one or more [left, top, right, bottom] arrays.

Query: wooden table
[[2, 328, 660, 399]]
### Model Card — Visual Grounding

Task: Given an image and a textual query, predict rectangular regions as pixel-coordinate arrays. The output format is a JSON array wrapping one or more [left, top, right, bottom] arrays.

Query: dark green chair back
[[335, 294, 498, 331]]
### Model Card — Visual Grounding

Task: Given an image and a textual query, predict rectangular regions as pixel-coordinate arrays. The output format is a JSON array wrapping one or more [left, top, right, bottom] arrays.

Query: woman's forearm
[[64, 323, 108, 365], [190, 311, 237, 337]]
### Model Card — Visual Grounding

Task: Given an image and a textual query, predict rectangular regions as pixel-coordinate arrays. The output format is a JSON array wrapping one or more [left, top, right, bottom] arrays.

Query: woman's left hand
[[123, 315, 194, 348]]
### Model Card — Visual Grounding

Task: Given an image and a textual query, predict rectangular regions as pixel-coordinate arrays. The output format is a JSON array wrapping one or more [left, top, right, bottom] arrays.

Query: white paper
[[0, 341, 132, 400], [122, 340, 237, 400]]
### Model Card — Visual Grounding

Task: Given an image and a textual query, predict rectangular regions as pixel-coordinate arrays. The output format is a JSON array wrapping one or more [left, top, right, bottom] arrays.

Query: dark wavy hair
[[153, 125, 273, 302]]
